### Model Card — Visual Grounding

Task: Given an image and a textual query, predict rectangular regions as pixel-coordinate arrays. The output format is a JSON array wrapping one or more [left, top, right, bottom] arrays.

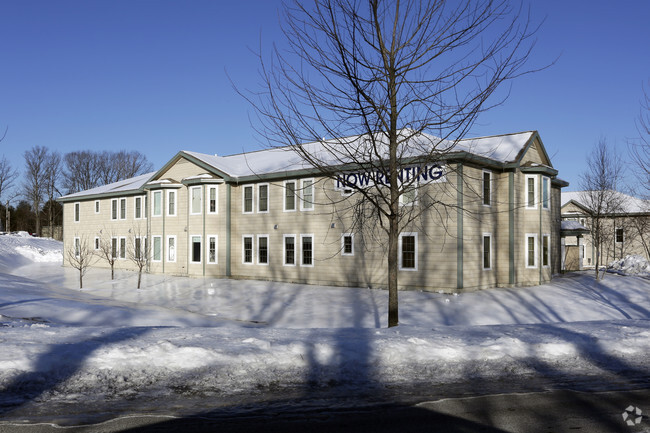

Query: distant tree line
[[0, 145, 153, 236]]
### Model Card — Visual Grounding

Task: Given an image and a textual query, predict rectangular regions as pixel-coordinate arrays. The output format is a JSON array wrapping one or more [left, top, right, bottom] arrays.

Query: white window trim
[[542, 176, 550, 210], [74, 202, 81, 223], [525, 175, 538, 210], [167, 235, 177, 263], [119, 198, 127, 220], [111, 237, 118, 259], [190, 234, 202, 264], [152, 191, 163, 217], [94, 200, 100, 214], [615, 227, 624, 243], [242, 235, 254, 265], [152, 235, 162, 262], [207, 186, 218, 215], [525, 233, 538, 269], [94, 236, 100, 251], [167, 190, 177, 217], [398, 232, 418, 271], [300, 234, 315, 267], [74, 237, 80, 258], [207, 234, 218, 264], [242, 185, 255, 214], [399, 182, 418, 207], [111, 198, 119, 221], [257, 234, 270, 265], [283, 234, 296, 266], [341, 233, 355, 256], [542, 234, 551, 268], [257, 183, 270, 214], [119, 236, 127, 260], [134, 196, 143, 220], [284, 180, 297, 212], [482, 233, 492, 270], [134, 236, 145, 260], [300, 178, 315, 211], [190, 186, 202, 216], [482, 170, 492, 207]]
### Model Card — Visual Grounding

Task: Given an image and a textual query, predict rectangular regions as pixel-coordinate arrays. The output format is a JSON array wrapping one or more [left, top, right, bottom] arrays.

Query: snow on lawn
[[1, 234, 650, 423]]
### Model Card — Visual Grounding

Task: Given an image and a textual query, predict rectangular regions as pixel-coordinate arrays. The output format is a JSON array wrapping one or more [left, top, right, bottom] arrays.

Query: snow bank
[[0, 233, 62, 272], [608, 255, 650, 276]]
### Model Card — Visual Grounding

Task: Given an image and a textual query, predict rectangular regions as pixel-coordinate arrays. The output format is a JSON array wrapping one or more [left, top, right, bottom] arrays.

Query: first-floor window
[[526, 234, 537, 268], [94, 237, 100, 251], [342, 233, 354, 256], [542, 234, 550, 267], [301, 234, 313, 266], [191, 236, 201, 263], [119, 237, 126, 259], [134, 237, 142, 260], [207, 235, 217, 264], [167, 235, 176, 262], [111, 237, 118, 259], [284, 235, 296, 265], [243, 235, 253, 264], [152, 236, 162, 262], [74, 237, 80, 257], [399, 233, 418, 270], [483, 234, 492, 270], [258, 235, 269, 265]]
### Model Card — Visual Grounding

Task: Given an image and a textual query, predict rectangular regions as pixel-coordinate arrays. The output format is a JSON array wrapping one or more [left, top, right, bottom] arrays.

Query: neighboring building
[[59, 130, 568, 292], [561, 191, 650, 269]]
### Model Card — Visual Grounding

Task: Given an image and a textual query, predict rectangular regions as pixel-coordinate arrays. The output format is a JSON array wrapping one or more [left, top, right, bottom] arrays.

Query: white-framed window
[[399, 232, 418, 271], [542, 234, 550, 267], [94, 200, 100, 214], [74, 202, 80, 222], [94, 236, 100, 251], [341, 233, 354, 256], [283, 234, 296, 266], [615, 227, 624, 243], [526, 233, 538, 268], [119, 237, 126, 259], [300, 234, 314, 267], [167, 190, 177, 217], [190, 235, 202, 263], [284, 180, 296, 212], [111, 199, 118, 220], [483, 170, 492, 207], [119, 198, 127, 220], [257, 234, 269, 265], [111, 237, 118, 259], [243, 185, 254, 214], [167, 235, 177, 262], [525, 175, 537, 209], [542, 176, 550, 210], [134, 236, 145, 260], [152, 236, 162, 262], [74, 237, 80, 258], [482, 233, 492, 270], [399, 183, 418, 206], [152, 191, 162, 217], [134, 196, 143, 219], [208, 186, 218, 214], [207, 235, 218, 264], [242, 235, 254, 264], [258, 183, 269, 213], [300, 179, 314, 211], [190, 186, 202, 215]]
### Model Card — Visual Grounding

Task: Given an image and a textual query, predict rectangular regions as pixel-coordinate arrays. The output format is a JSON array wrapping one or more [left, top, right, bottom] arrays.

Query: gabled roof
[[561, 191, 650, 215], [59, 172, 156, 202]]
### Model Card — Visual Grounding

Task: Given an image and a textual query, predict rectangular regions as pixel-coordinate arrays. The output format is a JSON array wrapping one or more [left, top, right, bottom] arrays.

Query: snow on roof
[[455, 131, 535, 163], [561, 190, 650, 214], [561, 220, 589, 232], [60, 172, 155, 200]]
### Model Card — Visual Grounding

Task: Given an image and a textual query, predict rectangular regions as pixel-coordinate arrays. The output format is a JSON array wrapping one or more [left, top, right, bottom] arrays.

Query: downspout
[[456, 163, 463, 290], [509, 172, 515, 285], [226, 183, 232, 278]]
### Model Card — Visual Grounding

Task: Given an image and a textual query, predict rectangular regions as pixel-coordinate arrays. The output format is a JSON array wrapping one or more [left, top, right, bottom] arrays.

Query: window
[[257, 235, 269, 265], [542, 177, 550, 210], [94, 237, 100, 251], [258, 184, 269, 213], [191, 235, 202, 263], [284, 181, 296, 211], [284, 235, 296, 266], [542, 234, 550, 267], [616, 228, 624, 243], [301, 234, 314, 266], [94, 200, 100, 214], [119, 237, 126, 259], [207, 235, 218, 264], [152, 236, 162, 262], [242, 235, 254, 264], [341, 233, 354, 256], [74, 202, 80, 222], [399, 233, 418, 271], [301, 179, 314, 211], [167, 190, 176, 216], [152, 191, 162, 217], [74, 237, 80, 258], [120, 198, 127, 220], [243, 185, 254, 213], [526, 234, 537, 268], [134, 237, 143, 260], [134, 196, 143, 219], [483, 171, 492, 206], [208, 186, 218, 214], [111, 237, 118, 259], [111, 199, 118, 220], [483, 234, 492, 270], [190, 186, 202, 215], [526, 175, 537, 209], [167, 235, 176, 262]]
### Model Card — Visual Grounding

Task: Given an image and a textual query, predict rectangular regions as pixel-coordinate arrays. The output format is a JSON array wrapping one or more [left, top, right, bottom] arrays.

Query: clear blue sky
[[0, 0, 648, 196]]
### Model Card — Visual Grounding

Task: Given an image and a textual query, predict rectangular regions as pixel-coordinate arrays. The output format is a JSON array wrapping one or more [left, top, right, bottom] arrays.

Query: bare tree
[[63, 151, 101, 194], [244, 0, 541, 327], [95, 227, 119, 280], [23, 146, 49, 236], [127, 223, 148, 289], [579, 139, 626, 280], [629, 81, 650, 196], [43, 151, 62, 237], [0, 155, 18, 202], [66, 234, 97, 289]]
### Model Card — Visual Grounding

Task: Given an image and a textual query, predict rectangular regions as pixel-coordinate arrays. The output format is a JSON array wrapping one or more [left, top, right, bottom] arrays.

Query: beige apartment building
[[59, 130, 568, 292]]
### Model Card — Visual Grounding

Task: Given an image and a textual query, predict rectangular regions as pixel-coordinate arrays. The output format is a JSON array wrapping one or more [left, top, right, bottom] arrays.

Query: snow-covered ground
[[1, 233, 650, 425]]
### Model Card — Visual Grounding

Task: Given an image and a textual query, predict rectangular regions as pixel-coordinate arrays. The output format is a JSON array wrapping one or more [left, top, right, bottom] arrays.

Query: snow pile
[[608, 255, 650, 276], [0, 233, 62, 272]]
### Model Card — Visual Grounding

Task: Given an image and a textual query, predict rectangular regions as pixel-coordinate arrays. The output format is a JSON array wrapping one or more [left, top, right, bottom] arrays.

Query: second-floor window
[[258, 184, 269, 213], [190, 186, 202, 215], [243, 185, 254, 213], [483, 171, 491, 206], [285, 181, 296, 211], [167, 190, 176, 216]]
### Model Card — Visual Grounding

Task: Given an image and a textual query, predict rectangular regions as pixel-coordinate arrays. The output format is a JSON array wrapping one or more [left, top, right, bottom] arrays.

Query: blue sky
[[0, 0, 648, 196]]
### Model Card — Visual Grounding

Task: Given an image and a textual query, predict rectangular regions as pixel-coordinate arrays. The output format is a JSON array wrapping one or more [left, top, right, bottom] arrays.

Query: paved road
[[1, 388, 649, 433]]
